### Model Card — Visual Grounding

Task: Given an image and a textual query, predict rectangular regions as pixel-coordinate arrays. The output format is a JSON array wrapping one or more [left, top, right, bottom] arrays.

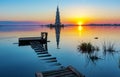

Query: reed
[[102, 42, 115, 52], [78, 42, 99, 53]]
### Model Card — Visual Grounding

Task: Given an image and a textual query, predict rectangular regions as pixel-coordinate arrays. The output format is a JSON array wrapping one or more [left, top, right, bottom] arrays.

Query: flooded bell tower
[[55, 6, 61, 26]]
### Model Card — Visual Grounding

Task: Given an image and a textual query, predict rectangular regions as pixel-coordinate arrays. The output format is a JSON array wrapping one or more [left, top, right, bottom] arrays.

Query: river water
[[0, 25, 120, 77]]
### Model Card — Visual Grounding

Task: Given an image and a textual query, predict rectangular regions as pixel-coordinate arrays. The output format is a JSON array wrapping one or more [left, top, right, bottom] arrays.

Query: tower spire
[[55, 5, 61, 25]]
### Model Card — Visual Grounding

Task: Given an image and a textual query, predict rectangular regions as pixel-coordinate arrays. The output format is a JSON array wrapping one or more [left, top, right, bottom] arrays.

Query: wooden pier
[[18, 32, 85, 77], [30, 41, 62, 66], [19, 32, 48, 46], [36, 66, 85, 77], [19, 33, 63, 68]]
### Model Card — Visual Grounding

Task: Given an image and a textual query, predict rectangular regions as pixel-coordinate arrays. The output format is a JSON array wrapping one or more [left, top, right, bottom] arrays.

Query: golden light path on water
[[78, 21, 83, 31], [77, 21, 84, 36], [78, 25, 83, 31]]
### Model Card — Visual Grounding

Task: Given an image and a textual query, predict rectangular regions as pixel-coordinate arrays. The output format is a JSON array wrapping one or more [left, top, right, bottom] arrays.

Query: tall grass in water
[[102, 41, 117, 57], [78, 42, 101, 65], [102, 42, 115, 52], [103, 42, 107, 52], [78, 42, 99, 53], [108, 42, 115, 52]]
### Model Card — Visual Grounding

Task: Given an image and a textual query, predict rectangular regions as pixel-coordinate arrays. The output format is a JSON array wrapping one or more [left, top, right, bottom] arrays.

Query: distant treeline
[[85, 24, 120, 26], [0, 21, 41, 26]]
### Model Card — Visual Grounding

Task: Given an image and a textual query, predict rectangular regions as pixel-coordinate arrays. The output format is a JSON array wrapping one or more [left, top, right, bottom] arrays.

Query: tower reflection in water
[[55, 25, 62, 49]]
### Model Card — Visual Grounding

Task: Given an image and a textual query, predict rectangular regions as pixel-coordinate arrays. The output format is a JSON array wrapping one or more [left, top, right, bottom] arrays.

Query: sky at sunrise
[[0, 0, 120, 24]]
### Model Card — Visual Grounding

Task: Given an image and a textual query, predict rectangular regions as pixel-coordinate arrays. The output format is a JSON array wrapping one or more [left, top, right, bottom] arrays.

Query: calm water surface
[[0, 25, 120, 77]]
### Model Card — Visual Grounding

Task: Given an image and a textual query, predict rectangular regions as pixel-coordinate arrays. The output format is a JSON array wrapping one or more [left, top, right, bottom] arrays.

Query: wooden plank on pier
[[36, 73, 43, 77], [19, 32, 48, 46], [19, 37, 42, 41], [19, 37, 44, 46], [35, 66, 85, 77]]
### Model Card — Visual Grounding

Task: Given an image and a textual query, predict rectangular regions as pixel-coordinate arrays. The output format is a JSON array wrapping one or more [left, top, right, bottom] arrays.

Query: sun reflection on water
[[78, 25, 84, 37], [78, 25, 83, 31]]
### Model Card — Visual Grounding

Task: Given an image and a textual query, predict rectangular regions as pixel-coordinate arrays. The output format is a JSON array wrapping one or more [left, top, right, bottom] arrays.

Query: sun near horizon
[[78, 21, 84, 26]]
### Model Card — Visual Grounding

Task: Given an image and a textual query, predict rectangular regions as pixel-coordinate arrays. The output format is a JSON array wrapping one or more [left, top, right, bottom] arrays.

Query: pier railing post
[[41, 32, 48, 41]]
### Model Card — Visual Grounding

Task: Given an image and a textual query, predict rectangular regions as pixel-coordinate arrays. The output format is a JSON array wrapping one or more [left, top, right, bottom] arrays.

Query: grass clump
[[103, 42, 115, 52], [78, 42, 99, 53]]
